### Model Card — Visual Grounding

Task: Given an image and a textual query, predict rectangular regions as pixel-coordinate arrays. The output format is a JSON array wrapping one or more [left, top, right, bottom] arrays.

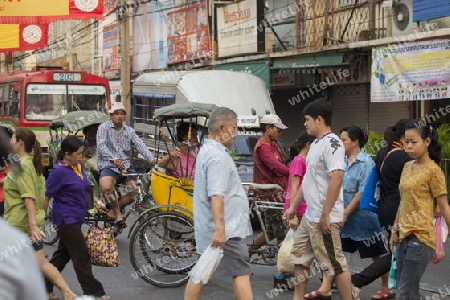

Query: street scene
[[1, 0, 450, 300], [42, 219, 450, 300]]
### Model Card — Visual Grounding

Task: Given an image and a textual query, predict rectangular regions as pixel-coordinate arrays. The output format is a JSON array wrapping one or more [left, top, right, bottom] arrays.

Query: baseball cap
[[260, 114, 288, 130], [109, 102, 126, 114]]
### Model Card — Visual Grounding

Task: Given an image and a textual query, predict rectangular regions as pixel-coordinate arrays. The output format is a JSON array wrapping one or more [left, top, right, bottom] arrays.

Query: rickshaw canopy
[[153, 102, 219, 121], [48, 110, 110, 132]]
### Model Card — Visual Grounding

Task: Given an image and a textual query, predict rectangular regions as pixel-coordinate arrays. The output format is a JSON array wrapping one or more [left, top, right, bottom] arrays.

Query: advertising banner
[[167, 0, 211, 65], [216, 0, 263, 57], [132, 0, 169, 71], [371, 39, 450, 102], [102, 24, 119, 72], [0, 23, 48, 52], [0, 0, 104, 23]]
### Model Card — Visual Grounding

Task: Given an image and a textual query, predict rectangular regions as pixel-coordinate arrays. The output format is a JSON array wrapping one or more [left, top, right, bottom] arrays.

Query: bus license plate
[[42, 157, 50, 167]]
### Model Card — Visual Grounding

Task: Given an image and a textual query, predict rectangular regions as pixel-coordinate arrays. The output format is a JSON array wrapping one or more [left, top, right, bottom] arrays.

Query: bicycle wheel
[[42, 213, 59, 245], [129, 211, 197, 288]]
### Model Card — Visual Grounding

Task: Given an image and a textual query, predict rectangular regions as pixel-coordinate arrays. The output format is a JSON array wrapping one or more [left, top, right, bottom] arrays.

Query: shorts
[[32, 240, 44, 252], [290, 217, 348, 276], [213, 238, 252, 278], [341, 237, 388, 259], [99, 167, 136, 181], [264, 209, 286, 240]]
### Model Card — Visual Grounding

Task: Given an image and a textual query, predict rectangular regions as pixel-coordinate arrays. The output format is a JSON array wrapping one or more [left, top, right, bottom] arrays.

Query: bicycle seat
[[247, 183, 283, 193]]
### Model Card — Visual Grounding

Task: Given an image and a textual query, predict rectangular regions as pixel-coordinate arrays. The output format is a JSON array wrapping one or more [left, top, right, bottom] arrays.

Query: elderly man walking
[[184, 107, 253, 300]]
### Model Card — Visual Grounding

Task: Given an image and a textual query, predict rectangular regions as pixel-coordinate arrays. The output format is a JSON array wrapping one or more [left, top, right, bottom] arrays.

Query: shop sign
[[271, 73, 295, 86]]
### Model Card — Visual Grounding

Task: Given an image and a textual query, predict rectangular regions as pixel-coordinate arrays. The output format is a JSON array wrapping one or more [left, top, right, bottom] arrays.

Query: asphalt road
[[44, 212, 450, 300]]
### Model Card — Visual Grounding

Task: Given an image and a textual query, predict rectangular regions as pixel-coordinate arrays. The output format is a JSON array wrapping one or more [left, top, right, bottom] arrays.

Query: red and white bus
[[0, 67, 110, 175]]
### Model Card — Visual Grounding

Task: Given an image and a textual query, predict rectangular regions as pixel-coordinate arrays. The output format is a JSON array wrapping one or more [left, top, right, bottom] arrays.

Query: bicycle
[[245, 183, 285, 266]]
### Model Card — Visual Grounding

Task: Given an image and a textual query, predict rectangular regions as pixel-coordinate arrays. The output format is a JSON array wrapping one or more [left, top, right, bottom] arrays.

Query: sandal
[[351, 284, 361, 300], [304, 290, 332, 300], [371, 287, 395, 299]]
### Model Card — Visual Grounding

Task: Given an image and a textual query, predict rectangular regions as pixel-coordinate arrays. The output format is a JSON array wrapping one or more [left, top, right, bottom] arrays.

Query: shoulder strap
[[380, 148, 402, 172]]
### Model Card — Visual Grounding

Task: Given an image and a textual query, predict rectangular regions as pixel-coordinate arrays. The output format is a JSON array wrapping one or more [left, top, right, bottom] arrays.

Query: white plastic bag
[[277, 229, 296, 273], [188, 245, 224, 284]]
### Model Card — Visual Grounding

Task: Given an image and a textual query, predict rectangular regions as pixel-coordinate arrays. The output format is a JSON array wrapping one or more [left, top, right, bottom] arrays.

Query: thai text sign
[[217, 0, 259, 57], [371, 39, 450, 102]]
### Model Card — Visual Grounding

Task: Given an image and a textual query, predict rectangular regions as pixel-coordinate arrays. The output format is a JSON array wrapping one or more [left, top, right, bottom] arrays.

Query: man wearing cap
[[96, 102, 155, 224], [249, 114, 289, 259]]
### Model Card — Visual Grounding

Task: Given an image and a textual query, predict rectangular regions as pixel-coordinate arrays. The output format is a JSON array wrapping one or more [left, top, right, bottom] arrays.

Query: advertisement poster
[[167, 0, 210, 65], [103, 0, 115, 14], [132, 1, 169, 71], [371, 39, 450, 102], [102, 24, 119, 72], [216, 0, 260, 57]]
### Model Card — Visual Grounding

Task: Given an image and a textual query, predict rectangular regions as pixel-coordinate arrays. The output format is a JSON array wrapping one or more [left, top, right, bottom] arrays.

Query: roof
[[153, 102, 218, 121], [49, 110, 110, 131], [132, 70, 275, 116]]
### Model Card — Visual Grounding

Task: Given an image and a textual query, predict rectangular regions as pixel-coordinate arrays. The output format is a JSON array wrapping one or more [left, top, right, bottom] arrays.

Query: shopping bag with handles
[[85, 225, 120, 267]]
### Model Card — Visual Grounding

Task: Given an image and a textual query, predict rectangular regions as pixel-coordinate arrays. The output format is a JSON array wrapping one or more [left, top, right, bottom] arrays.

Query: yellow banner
[[0, 24, 19, 48], [0, 0, 68, 17]]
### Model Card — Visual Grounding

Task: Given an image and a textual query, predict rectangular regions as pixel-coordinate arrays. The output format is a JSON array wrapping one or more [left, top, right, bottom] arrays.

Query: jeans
[[396, 235, 434, 300]]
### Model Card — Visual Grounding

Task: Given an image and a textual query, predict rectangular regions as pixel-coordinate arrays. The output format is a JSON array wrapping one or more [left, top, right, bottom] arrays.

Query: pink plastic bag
[[431, 217, 445, 264]]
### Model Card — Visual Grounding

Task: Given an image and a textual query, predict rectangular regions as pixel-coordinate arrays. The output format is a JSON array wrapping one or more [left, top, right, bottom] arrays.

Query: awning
[[132, 93, 175, 98], [272, 53, 346, 69]]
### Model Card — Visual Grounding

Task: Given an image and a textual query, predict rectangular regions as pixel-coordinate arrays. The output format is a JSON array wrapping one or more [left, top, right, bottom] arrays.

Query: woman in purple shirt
[[45, 136, 110, 300]]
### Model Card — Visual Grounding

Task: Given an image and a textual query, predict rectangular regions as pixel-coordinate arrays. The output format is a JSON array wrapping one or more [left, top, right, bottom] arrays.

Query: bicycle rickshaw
[[43, 110, 153, 244], [128, 102, 219, 288]]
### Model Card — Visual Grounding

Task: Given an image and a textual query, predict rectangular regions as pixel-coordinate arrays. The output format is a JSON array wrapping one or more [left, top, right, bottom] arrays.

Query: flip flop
[[304, 290, 332, 300], [371, 287, 395, 299]]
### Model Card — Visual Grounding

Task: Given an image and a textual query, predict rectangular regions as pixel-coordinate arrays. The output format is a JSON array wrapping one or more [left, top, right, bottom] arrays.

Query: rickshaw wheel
[[129, 211, 197, 288]]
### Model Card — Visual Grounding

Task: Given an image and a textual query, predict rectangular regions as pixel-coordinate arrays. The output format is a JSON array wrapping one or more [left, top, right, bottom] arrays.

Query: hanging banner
[[371, 39, 450, 102], [0, 0, 104, 24], [103, 0, 116, 15], [0, 24, 49, 52], [132, 0, 169, 71], [102, 23, 119, 72], [167, 0, 211, 65]]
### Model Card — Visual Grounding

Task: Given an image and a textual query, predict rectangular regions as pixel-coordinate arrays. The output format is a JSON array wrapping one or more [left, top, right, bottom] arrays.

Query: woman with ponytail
[[3, 128, 76, 300], [390, 120, 450, 300]]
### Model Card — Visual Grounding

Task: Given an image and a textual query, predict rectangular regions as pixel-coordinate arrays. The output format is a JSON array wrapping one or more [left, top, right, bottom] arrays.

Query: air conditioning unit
[[391, 0, 417, 36]]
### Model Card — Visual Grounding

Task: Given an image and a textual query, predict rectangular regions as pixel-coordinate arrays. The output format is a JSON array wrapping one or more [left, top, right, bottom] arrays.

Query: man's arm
[[210, 195, 226, 249], [319, 170, 344, 234], [96, 124, 115, 161], [131, 131, 155, 163], [256, 144, 289, 176]]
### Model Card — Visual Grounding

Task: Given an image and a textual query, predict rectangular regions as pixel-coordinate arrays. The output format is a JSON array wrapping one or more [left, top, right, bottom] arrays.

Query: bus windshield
[[25, 83, 107, 120]]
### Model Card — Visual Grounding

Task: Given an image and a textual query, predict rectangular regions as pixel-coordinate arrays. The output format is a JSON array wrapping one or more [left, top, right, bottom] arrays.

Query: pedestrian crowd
[[0, 98, 449, 300]]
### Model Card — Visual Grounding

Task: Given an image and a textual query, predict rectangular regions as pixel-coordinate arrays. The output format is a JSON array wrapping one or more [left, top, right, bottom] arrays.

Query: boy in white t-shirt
[[284, 98, 352, 300]]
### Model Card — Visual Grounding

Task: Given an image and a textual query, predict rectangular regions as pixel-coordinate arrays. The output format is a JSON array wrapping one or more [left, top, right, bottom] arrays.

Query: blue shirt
[[193, 139, 252, 254], [96, 120, 154, 173], [46, 161, 91, 226], [341, 150, 384, 240]]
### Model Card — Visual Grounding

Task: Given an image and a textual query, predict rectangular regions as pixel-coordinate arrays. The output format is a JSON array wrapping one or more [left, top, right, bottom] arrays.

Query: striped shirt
[[96, 120, 154, 172], [193, 139, 252, 254]]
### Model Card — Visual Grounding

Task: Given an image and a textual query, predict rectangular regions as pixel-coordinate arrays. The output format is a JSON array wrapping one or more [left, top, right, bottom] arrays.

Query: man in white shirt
[[284, 98, 352, 300]]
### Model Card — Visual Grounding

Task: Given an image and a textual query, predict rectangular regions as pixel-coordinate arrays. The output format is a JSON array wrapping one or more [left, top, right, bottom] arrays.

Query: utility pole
[[119, 0, 131, 123]]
